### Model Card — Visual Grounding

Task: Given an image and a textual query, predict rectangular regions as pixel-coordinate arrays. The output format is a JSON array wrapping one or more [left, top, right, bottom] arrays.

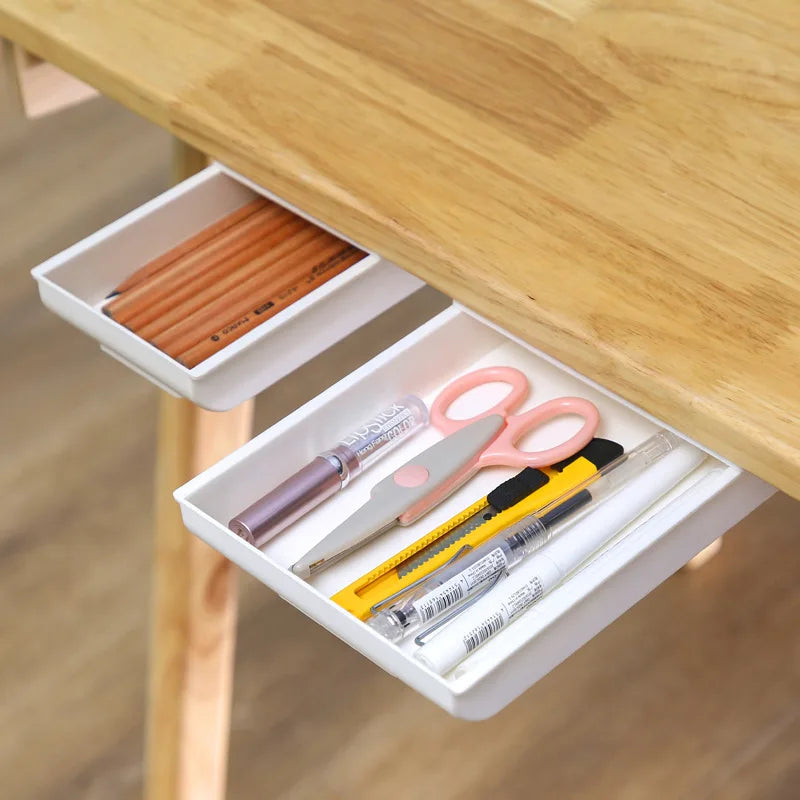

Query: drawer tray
[[31, 164, 424, 409], [174, 306, 773, 718]]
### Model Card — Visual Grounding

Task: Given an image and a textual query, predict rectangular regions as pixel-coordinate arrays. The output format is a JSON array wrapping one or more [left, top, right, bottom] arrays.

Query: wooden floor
[[1, 90, 798, 800]]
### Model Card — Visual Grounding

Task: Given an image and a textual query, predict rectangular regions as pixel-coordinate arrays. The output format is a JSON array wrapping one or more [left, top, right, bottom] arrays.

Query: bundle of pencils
[[103, 197, 365, 368]]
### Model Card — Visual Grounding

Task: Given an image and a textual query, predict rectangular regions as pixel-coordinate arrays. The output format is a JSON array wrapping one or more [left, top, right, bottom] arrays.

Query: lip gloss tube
[[229, 395, 429, 547]]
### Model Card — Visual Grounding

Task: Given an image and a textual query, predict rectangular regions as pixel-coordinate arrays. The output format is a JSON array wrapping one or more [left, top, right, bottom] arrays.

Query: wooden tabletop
[[2, 1, 798, 498]]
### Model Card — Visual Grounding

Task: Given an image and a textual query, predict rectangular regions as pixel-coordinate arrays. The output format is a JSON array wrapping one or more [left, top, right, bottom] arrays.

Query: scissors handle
[[481, 396, 600, 469], [431, 366, 529, 436]]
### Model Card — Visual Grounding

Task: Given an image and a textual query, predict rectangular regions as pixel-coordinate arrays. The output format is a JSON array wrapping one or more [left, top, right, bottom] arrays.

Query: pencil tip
[[104, 290, 120, 299]]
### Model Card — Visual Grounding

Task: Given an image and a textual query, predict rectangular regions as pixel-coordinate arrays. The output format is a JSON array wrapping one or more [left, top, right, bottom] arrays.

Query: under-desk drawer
[[31, 163, 424, 410], [174, 305, 774, 719]]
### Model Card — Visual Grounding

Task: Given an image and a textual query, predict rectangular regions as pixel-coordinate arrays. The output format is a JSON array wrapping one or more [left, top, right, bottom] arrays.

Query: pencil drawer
[[174, 305, 774, 719], [30, 163, 424, 410]]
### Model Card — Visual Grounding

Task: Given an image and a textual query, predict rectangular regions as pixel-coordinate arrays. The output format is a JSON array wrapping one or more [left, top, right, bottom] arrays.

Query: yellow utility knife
[[331, 438, 623, 619]]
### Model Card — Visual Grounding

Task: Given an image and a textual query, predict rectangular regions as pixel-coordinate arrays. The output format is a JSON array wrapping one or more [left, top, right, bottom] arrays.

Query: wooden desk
[[1, 0, 798, 496], [1, 2, 798, 798]]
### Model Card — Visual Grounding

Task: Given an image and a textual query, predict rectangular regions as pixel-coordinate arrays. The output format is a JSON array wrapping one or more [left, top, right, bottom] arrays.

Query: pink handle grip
[[431, 366, 529, 436], [479, 396, 600, 469]]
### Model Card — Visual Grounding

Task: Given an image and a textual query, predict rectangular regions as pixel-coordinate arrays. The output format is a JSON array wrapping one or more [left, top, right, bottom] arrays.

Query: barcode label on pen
[[414, 583, 466, 622], [463, 612, 505, 653], [459, 575, 546, 657], [411, 548, 509, 624], [463, 548, 507, 588]]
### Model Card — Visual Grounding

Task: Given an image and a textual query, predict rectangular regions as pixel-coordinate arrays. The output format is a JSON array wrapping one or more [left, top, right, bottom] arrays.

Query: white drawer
[[30, 163, 424, 410], [174, 305, 774, 719]]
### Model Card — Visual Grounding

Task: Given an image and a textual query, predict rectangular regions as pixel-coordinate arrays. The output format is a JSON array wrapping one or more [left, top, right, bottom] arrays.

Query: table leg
[[145, 396, 254, 800], [685, 537, 723, 570], [144, 140, 254, 800], [1, 38, 25, 113], [1, 38, 97, 118]]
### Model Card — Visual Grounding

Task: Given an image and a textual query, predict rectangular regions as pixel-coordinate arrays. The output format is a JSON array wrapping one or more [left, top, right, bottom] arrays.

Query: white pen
[[413, 440, 706, 676]]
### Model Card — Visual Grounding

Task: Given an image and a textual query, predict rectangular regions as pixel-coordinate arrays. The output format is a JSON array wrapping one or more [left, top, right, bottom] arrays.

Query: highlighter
[[229, 395, 429, 547]]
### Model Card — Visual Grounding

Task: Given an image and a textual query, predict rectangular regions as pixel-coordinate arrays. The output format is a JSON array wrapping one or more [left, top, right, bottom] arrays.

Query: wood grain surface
[[1, 1, 798, 498]]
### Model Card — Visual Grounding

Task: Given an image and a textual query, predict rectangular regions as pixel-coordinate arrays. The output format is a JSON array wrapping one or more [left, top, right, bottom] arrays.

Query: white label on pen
[[463, 612, 505, 653], [413, 582, 466, 623], [462, 548, 508, 588], [412, 548, 508, 623], [461, 575, 545, 655], [504, 576, 545, 618]]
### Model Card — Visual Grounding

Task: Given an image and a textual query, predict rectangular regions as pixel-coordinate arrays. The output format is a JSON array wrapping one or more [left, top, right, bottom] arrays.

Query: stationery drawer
[[174, 305, 774, 719], [30, 163, 424, 410]]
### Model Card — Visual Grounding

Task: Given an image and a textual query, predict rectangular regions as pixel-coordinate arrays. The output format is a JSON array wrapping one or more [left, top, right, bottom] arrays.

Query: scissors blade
[[291, 496, 403, 579], [291, 414, 504, 579]]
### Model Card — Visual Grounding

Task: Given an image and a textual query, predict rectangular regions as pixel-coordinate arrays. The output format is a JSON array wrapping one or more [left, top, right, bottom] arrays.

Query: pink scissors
[[291, 366, 600, 578], [398, 366, 599, 521]]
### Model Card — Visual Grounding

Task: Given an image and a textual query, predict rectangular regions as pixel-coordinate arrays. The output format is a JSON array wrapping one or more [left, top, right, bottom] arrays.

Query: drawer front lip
[[31, 164, 425, 410], [173, 305, 775, 719], [176, 468, 773, 720]]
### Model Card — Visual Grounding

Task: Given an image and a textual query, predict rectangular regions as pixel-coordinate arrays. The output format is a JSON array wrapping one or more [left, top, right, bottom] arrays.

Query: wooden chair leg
[[145, 140, 252, 800]]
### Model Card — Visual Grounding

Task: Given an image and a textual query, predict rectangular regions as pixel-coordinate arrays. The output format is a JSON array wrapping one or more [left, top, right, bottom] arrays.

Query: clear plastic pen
[[367, 429, 679, 643]]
